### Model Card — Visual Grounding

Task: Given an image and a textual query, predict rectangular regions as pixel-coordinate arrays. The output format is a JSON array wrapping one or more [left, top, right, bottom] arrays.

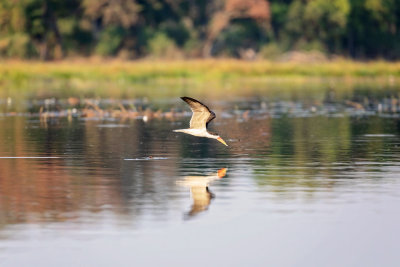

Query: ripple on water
[[363, 134, 396, 137], [0, 156, 61, 159], [97, 124, 130, 128], [124, 157, 169, 161]]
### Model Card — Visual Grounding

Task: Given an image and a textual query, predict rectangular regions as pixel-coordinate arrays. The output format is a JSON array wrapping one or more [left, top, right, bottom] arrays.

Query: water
[[1, 83, 400, 266]]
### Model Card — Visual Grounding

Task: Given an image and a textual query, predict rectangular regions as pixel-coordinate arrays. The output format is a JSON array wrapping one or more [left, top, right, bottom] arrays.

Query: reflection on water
[[0, 112, 399, 218], [0, 86, 400, 266], [177, 168, 227, 218]]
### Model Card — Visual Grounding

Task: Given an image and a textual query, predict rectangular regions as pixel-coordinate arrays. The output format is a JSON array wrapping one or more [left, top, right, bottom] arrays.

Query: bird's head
[[208, 131, 228, 146], [217, 136, 228, 146]]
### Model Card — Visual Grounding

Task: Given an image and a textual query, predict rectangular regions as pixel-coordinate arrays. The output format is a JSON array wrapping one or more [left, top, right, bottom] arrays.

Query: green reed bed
[[1, 60, 400, 83], [0, 59, 399, 103]]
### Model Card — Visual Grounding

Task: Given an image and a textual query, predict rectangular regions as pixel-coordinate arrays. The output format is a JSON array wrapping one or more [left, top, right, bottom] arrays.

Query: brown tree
[[203, 0, 270, 57]]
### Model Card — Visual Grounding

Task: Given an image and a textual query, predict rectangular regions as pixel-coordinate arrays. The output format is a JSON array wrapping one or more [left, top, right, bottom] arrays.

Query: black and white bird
[[174, 97, 228, 146]]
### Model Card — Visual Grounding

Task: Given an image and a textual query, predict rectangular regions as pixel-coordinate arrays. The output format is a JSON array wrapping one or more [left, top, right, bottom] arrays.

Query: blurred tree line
[[0, 0, 399, 60]]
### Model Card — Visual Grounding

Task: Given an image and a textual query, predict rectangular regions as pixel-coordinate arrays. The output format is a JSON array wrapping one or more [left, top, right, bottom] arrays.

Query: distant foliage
[[226, 0, 270, 20], [259, 43, 282, 60], [0, 33, 36, 58], [95, 26, 125, 56], [83, 0, 140, 29], [148, 32, 182, 59], [0, 0, 399, 60]]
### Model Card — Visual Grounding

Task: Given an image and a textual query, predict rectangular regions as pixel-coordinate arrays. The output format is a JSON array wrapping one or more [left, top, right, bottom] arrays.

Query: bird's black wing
[[206, 111, 216, 127], [181, 97, 215, 129]]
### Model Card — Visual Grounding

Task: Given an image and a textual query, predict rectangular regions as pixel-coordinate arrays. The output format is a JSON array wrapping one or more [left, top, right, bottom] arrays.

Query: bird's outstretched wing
[[181, 97, 216, 129]]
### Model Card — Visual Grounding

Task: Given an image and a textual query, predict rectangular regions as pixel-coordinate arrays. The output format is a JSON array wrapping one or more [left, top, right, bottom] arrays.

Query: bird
[[173, 96, 228, 146], [177, 168, 227, 218]]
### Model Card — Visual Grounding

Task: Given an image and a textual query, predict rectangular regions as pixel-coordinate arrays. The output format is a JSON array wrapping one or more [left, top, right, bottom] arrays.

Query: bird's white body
[[173, 128, 217, 139]]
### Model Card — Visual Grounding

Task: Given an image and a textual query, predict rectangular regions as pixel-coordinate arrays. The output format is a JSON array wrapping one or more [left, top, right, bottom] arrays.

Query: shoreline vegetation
[[1, 59, 400, 83], [1, 59, 400, 115]]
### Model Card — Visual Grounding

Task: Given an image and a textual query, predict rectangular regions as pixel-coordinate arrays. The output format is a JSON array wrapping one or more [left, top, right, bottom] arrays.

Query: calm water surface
[[0, 84, 400, 266]]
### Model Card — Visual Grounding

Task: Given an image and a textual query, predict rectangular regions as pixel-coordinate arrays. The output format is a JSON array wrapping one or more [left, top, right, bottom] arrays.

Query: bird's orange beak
[[217, 137, 228, 146], [217, 168, 227, 178]]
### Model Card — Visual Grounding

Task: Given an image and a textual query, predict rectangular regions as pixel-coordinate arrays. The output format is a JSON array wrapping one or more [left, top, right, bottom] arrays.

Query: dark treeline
[[0, 0, 399, 60]]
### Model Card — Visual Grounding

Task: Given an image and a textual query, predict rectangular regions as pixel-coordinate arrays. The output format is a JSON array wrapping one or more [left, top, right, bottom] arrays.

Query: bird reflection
[[177, 168, 227, 219]]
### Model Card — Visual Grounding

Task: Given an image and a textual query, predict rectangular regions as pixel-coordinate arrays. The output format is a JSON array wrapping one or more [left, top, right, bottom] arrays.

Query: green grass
[[1, 59, 400, 83], [0, 59, 399, 103]]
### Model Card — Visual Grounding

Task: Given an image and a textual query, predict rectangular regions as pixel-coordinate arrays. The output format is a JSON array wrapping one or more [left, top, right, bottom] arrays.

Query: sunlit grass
[[1, 59, 400, 83], [0, 59, 399, 103]]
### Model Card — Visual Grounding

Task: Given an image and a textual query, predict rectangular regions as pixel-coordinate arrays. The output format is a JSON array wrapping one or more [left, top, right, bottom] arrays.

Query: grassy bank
[[0, 59, 400, 113], [1, 59, 400, 84], [0, 59, 399, 103]]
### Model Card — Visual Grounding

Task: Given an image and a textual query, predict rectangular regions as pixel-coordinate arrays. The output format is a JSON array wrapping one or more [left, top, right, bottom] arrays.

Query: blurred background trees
[[0, 0, 399, 60]]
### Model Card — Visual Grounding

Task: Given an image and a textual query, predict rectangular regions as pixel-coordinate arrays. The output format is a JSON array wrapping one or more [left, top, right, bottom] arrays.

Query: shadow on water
[[177, 168, 227, 219]]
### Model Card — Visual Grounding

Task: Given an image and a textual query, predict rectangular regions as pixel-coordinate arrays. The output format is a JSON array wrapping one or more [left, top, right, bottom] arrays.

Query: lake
[[0, 79, 400, 266]]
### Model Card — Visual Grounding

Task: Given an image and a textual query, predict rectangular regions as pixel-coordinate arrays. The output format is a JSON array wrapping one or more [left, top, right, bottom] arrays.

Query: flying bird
[[174, 97, 228, 146]]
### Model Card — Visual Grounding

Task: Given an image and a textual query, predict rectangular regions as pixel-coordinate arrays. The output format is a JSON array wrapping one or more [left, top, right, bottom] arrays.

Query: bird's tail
[[173, 129, 185, 133]]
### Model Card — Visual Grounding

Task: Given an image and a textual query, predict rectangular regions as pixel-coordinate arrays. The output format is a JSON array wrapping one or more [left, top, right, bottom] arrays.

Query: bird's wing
[[181, 97, 216, 129]]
